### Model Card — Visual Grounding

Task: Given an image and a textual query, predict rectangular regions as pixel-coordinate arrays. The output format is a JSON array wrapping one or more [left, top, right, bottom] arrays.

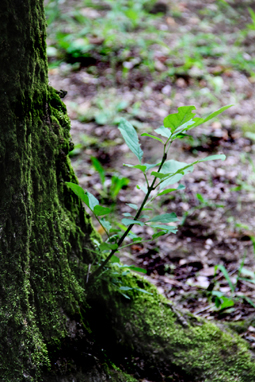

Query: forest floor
[[46, 0, 255, 348]]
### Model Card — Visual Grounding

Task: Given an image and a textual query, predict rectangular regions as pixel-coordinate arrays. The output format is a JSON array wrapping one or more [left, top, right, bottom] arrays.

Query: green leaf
[[214, 296, 222, 309], [124, 163, 160, 172], [198, 105, 232, 125], [159, 160, 193, 189], [144, 163, 161, 171], [100, 218, 112, 231], [239, 278, 255, 285], [248, 7, 255, 23], [108, 234, 120, 242], [119, 286, 133, 291], [91, 156, 105, 185], [125, 8, 138, 21], [127, 232, 139, 239], [121, 218, 144, 226], [110, 255, 120, 263], [141, 133, 164, 143], [215, 264, 235, 293], [212, 291, 224, 298], [184, 105, 232, 132], [158, 154, 225, 190], [173, 133, 190, 139], [66, 182, 86, 201], [154, 126, 171, 138], [219, 296, 235, 310], [126, 266, 147, 274], [122, 212, 133, 217], [149, 224, 178, 233], [241, 268, 255, 278], [126, 203, 138, 210], [124, 164, 147, 172], [152, 231, 167, 239], [164, 106, 196, 132], [147, 213, 178, 223], [132, 237, 142, 242], [118, 118, 143, 163], [243, 297, 255, 309], [66, 182, 99, 211], [171, 105, 232, 136], [99, 242, 118, 251], [136, 184, 148, 193], [171, 120, 195, 136], [160, 160, 191, 175], [85, 190, 99, 211], [245, 132, 255, 141], [158, 184, 185, 196], [196, 193, 205, 203], [151, 172, 170, 179], [94, 205, 111, 216], [119, 292, 131, 299], [110, 175, 129, 198], [199, 154, 226, 162], [109, 228, 121, 234], [133, 288, 153, 295]]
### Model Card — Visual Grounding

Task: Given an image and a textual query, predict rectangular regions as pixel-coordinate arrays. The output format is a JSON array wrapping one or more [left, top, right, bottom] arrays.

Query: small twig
[[194, 305, 213, 315]]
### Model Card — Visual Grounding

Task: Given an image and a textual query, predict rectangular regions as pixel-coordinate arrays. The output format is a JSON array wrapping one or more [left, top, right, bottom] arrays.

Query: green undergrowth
[[66, 105, 231, 288], [45, 0, 255, 79], [86, 270, 255, 382]]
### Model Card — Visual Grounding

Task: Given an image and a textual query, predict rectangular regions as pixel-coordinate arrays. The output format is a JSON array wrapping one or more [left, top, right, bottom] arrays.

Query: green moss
[[86, 273, 255, 382], [108, 365, 138, 382], [226, 318, 255, 335], [0, 66, 100, 381]]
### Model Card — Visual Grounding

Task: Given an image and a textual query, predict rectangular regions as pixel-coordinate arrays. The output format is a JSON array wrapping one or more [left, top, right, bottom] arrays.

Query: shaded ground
[[46, 0, 255, 349]]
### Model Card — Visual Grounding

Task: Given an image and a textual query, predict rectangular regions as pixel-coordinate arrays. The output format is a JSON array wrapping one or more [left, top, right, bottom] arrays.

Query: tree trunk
[[0, 1, 255, 381]]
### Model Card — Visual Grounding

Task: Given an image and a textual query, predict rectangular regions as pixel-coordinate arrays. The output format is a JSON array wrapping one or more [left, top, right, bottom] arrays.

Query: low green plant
[[66, 105, 231, 289], [231, 153, 255, 193], [100, 254, 151, 299], [91, 156, 129, 202], [45, 0, 164, 68], [78, 92, 131, 125], [210, 258, 255, 311], [246, 7, 255, 31]]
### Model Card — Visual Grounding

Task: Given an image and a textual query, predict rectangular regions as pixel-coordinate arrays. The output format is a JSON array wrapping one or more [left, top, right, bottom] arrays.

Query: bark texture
[[0, 1, 97, 380], [0, 1, 255, 382]]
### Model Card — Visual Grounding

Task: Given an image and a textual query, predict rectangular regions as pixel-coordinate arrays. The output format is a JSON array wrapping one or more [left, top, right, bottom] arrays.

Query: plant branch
[[88, 151, 168, 282]]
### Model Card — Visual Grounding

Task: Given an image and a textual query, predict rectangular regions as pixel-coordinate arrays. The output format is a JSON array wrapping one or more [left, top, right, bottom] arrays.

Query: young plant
[[66, 105, 231, 285], [210, 258, 255, 311], [90, 156, 129, 202]]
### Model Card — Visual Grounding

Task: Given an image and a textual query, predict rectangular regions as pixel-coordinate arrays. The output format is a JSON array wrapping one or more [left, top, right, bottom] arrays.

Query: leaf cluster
[[66, 104, 231, 291]]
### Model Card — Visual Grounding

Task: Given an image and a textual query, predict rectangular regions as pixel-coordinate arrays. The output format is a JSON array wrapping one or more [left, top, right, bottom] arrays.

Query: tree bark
[[0, 1, 98, 380], [0, 1, 255, 381]]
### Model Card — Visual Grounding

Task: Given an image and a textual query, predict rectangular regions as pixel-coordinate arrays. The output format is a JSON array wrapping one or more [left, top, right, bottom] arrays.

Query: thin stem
[[89, 149, 168, 283], [94, 214, 110, 238], [144, 173, 149, 188]]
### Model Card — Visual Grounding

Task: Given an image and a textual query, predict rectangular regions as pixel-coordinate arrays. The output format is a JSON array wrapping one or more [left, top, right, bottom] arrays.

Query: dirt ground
[[47, 0, 255, 346]]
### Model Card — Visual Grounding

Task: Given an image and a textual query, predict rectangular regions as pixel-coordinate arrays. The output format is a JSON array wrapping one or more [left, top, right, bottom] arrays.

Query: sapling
[[66, 105, 231, 284]]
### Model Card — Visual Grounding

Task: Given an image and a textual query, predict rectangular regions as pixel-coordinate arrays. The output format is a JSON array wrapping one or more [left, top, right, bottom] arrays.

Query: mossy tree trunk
[[1, 1, 255, 382], [0, 0, 97, 379]]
